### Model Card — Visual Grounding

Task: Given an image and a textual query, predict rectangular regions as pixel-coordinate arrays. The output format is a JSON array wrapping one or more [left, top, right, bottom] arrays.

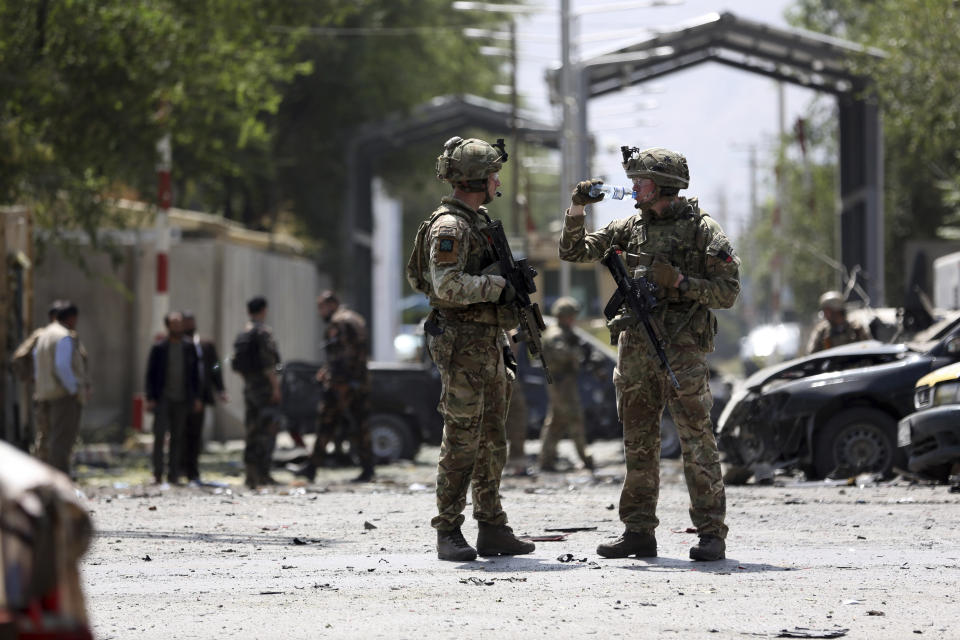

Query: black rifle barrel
[[483, 220, 552, 384]]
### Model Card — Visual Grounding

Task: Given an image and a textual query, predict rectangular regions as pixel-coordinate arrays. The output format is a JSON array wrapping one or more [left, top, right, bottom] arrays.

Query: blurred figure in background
[[231, 296, 282, 489], [32, 302, 89, 475], [181, 311, 227, 486], [145, 311, 201, 485], [538, 297, 594, 472], [504, 336, 529, 476], [806, 290, 870, 354], [294, 291, 374, 483]]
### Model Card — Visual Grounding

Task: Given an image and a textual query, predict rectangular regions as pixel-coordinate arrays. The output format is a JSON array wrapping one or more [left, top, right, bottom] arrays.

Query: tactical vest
[[616, 199, 718, 351], [406, 201, 499, 314]]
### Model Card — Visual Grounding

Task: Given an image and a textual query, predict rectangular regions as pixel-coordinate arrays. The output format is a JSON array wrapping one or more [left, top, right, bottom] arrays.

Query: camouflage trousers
[[243, 387, 281, 478], [310, 383, 373, 471], [614, 327, 727, 539], [539, 379, 589, 467], [427, 322, 510, 531], [505, 377, 527, 462]]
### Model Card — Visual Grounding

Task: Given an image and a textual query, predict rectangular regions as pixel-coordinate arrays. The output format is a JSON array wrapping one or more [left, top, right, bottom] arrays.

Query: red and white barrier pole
[[153, 133, 172, 336]]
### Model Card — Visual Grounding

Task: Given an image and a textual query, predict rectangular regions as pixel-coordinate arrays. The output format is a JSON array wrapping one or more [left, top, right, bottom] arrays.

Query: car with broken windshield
[[718, 312, 960, 481]]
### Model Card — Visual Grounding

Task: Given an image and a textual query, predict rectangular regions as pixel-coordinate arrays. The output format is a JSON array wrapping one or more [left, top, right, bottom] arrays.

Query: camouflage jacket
[[542, 324, 582, 382], [805, 318, 870, 354], [242, 320, 280, 394], [323, 306, 369, 383], [407, 196, 515, 332], [559, 197, 740, 349]]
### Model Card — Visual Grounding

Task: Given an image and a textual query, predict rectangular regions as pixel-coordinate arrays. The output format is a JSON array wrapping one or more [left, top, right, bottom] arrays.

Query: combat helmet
[[436, 136, 508, 192], [818, 290, 846, 312], [620, 146, 690, 190], [551, 296, 581, 317]]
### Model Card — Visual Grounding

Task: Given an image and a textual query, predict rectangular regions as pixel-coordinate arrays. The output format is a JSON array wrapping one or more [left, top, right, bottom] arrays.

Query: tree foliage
[[1, 0, 510, 273], [740, 100, 841, 321], [0, 0, 307, 242], [786, 0, 960, 302]]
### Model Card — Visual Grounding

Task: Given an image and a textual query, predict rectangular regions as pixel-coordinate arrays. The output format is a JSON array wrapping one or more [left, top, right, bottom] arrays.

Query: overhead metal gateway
[[562, 11, 887, 303], [343, 94, 559, 325]]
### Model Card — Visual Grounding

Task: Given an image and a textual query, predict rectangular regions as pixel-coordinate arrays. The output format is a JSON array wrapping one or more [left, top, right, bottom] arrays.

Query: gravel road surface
[[79, 441, 960, 639]]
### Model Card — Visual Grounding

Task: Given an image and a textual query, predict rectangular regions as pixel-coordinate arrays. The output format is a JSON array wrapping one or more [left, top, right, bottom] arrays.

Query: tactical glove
[[498, 280, 517, 305], [571, 179, 604, 206], [651, 259, 682, 288]]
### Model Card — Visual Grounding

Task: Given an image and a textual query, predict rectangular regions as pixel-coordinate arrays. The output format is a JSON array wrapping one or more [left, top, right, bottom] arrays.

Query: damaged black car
[[718, 313, 960, 481]]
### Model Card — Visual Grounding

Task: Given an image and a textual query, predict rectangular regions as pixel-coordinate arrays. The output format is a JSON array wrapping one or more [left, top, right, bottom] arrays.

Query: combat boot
[[476, 522, 536, 557], [291, 462, 317, 483], [351, 466, 374, 483], [596, 531, 657, 558], [437, 527, 478, 562], [244, 464, 260, 490], [689, 535, 725, 561]]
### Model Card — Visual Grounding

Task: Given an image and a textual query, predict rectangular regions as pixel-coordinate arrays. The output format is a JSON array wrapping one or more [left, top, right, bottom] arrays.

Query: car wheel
[[660, 417, 681, 459], [368, 413, 419, 463], [814, 408, 903, 479]]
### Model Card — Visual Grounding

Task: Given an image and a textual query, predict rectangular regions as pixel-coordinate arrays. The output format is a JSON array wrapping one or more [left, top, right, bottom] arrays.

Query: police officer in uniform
[[406, 136, 535, 562], [538, 297, 594, 472], [560, 147, 740, 561], [805, 291, 870, 354]]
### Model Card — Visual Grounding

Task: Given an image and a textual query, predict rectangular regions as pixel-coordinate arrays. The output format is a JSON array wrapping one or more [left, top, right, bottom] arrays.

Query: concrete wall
[[33, 235, 329, 440], [32, 246, 139, 434]]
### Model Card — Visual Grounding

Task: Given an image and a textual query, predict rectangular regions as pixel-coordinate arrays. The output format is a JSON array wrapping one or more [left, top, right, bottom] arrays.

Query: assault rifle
[[482, 219, 552, 383], [600, 247, 680, 389]]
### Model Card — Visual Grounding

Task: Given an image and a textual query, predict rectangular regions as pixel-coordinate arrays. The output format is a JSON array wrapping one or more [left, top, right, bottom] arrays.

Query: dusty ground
[[78, 439, 960, 640]]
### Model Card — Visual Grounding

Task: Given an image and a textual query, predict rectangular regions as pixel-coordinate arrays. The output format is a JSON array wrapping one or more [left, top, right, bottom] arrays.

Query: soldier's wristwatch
[[677, 276, 690, 294]]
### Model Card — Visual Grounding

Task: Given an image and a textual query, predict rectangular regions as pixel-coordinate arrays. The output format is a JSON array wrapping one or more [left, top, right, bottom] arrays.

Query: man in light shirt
[[33, 302, 88, 474]]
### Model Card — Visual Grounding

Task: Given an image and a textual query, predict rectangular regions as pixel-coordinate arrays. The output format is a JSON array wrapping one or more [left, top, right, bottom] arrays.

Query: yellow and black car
[[898, 362, 960, 481]]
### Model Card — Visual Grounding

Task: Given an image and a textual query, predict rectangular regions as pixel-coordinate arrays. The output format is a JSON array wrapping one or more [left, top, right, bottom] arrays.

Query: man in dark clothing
[[181, 311, 227, 485], [145, 311, 201, 484]]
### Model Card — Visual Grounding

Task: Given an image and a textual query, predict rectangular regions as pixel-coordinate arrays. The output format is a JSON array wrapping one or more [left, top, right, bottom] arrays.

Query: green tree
[[787, 0, 960, 303], [741, 99, 841, 321], [0, 0, 307, 242], [268, 0, 508, 273]]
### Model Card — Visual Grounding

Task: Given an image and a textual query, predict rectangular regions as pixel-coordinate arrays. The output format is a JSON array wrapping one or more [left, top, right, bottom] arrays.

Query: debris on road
[[364, 521, 377, 530], [557, 554, 588, 563], [776, 627, 848, 638], [544, 526, 597, 533]]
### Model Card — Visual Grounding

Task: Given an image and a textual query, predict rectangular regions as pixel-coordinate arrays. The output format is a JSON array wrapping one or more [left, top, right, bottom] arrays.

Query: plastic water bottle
[[588, 183, 632, 200]]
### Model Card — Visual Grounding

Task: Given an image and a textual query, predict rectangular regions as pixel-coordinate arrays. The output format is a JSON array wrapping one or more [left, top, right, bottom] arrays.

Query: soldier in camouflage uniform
[[504, 336, 530, 476], [235, 296, 282, 490], [559, 147, 740, 561], [406, 136, 535, 562], [539, 297, 594, 472], [295, 290, 374, 483], [805, 290, 870, 354]]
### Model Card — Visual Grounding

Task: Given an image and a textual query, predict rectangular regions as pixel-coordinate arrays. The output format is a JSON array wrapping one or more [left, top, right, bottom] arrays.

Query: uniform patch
[[434, 234, 459, 265]]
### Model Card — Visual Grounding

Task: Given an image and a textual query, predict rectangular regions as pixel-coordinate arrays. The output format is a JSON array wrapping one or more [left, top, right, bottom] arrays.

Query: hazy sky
[[506, 0, 822, 237]]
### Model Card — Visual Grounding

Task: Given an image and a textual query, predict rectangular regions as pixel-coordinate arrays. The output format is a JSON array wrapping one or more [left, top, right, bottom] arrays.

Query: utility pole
[[559, 0, 573, 296]]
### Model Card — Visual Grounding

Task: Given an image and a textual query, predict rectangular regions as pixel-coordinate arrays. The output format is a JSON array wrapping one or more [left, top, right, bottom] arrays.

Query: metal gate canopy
[[552, 11, 887, 304]]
